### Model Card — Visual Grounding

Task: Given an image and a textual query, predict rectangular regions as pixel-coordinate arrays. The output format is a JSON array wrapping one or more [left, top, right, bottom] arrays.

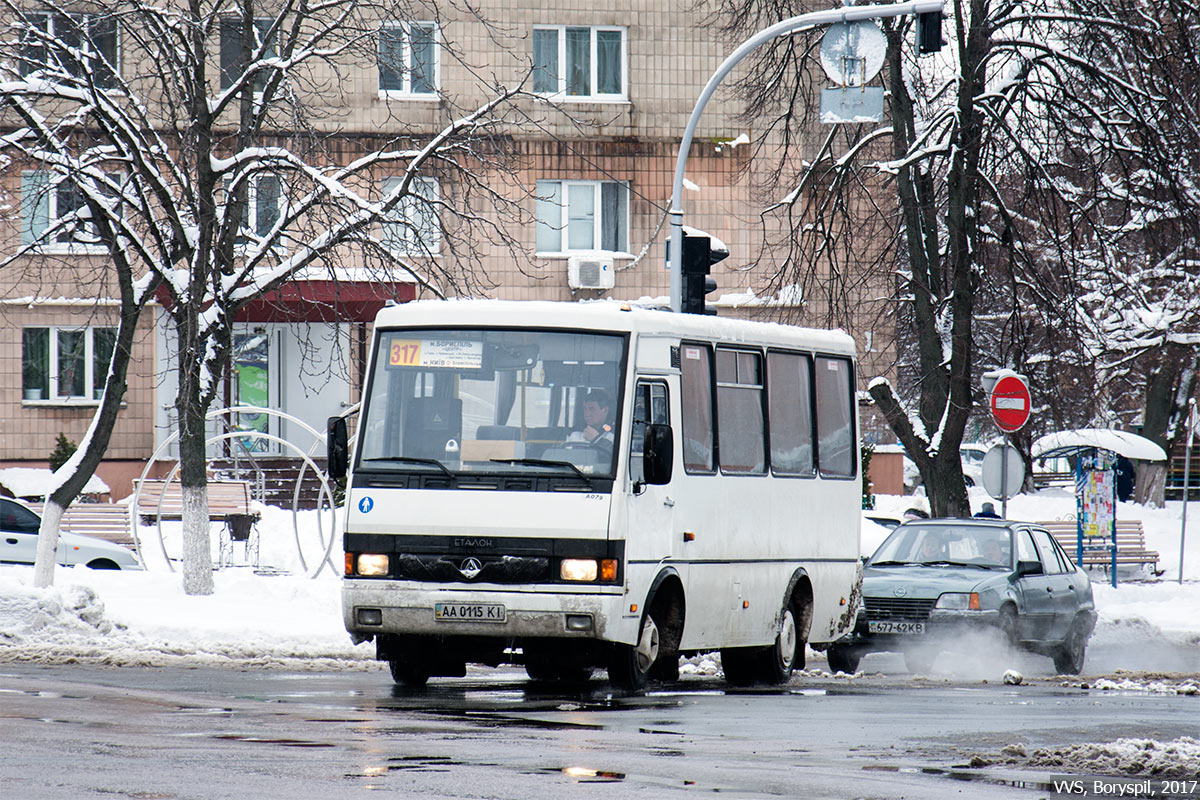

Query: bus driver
[[566, 388, 615, 448]]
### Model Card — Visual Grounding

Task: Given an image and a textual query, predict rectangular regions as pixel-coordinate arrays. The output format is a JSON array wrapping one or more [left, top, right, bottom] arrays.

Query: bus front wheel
[[388, 657, 429, 689], [608, 611, 660, 690]]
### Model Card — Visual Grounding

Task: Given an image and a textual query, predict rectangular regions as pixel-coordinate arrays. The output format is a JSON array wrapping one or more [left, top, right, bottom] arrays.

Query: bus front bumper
[[343, 579, 629, 643]]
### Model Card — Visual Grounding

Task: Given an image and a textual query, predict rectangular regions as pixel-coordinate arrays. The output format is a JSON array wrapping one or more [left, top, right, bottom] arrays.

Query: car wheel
[[608, 610, 660, 690], [388, 657, 430, 689], [756, 600, 802, 685], [1052, 615, 1090, 675], [826, 644, 861, 674], [998, 605, 1019, 646], [904, 650, 936, 674], [85, 559, 121, 570]]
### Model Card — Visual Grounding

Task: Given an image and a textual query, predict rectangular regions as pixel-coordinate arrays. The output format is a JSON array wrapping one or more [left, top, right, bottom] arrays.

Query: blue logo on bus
[[358, 496, 374, 514]]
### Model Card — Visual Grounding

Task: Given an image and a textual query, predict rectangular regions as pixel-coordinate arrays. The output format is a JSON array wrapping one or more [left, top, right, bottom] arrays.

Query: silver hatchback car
[[828, 519, 1095, 675], [1, 497, 142, 570]]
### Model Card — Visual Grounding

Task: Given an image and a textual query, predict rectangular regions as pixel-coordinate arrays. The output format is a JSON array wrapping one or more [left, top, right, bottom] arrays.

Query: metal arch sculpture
[[130, 406, 341, 578]]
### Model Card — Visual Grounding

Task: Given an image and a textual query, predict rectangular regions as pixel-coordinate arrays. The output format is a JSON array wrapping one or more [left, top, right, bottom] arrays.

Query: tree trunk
[[32, 501, 64, 588], [178, 370, 214, 595], [1135, 462, 1166, 508]]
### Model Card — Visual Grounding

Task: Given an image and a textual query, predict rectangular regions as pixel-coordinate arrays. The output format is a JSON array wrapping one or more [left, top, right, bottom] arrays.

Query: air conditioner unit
[[567, 255, 615, 291]]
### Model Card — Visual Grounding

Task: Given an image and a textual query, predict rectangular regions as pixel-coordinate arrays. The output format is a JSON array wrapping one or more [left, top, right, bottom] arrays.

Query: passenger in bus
[[566, 388, 615, 448]]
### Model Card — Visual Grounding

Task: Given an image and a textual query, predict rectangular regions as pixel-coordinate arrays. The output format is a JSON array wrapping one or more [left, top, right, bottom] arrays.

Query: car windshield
[[869, 524, 1012, 569], [358, 328, 626, 478]]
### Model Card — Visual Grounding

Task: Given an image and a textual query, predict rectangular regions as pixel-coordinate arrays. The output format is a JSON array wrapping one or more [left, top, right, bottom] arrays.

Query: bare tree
[[710, 0, 1169, 516], [2, 0, 536, 592]]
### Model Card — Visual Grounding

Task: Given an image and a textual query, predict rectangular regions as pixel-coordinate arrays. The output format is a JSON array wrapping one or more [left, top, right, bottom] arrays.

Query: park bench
[[132, 479, 255, 523], [41, 503, 137, 547], [1037, 519, 1161, 574]]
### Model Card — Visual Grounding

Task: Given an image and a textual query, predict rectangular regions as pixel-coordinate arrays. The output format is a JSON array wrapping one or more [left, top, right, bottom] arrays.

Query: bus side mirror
[[327, 416, 348, 480], [643, 424, 673, 485]]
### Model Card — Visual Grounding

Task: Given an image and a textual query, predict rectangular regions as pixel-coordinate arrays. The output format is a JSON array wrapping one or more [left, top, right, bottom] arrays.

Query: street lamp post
[[667, 1, 946, 312]]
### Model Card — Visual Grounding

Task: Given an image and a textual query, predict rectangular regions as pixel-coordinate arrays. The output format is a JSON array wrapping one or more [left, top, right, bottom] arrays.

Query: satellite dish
[[819, 20, 887, 86]]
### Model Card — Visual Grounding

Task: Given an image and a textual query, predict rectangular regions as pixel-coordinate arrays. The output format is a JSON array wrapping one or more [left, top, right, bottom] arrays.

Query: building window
[[378, 22, 438, 95], [381, 176, 441, 255], [227, 174, 282, 243], [220, 17, 276, 92], [536, 180, 628, 254], [20, 12, 118, 88], [716, 348, 765, 474], [22, 327, 116, 401], [533, 26, 625, 99], [814, 356, 855, 477], [20, 171, 113, 251]]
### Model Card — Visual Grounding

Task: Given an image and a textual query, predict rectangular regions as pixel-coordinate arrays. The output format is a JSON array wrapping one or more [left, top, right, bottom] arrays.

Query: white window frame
[[225, 173, 284, 247], [532, 25, 627, 101], [21, 170, 115, 255], [22, 326, 116, 403], [381, 176, 442, 256], [21, 12, 119, 89], [536, 179, 629, 255], [378, 21, 440, 98]]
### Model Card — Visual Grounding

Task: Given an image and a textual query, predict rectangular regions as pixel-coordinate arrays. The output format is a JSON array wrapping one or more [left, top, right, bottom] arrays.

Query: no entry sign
[[990, 374, 1031, 432]]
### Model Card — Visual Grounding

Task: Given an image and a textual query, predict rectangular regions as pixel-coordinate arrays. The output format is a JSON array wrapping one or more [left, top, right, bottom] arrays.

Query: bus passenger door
[[626, 379, 682, 590]]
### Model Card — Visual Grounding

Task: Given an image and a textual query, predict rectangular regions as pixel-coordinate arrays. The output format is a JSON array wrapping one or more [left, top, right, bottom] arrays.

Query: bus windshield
[[358, 328, 626, 479]]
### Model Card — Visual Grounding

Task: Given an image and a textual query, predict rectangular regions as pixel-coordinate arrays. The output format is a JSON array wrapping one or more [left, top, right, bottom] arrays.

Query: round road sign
[[982, 443, 1025, 501], [990, 374, 1031, 433]]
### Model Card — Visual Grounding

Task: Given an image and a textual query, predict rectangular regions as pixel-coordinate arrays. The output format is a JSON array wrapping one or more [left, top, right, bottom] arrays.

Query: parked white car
[[1, 497, 142, 570]]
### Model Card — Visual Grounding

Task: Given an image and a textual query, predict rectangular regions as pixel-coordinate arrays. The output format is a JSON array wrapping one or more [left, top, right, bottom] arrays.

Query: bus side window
[[631, 381, 669, 482], [814, 356, 855, 477], [680, 344, 715, 472]]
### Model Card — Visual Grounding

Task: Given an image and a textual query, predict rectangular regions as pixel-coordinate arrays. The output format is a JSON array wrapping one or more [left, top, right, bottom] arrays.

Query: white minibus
[[331, 300, 862, 688]]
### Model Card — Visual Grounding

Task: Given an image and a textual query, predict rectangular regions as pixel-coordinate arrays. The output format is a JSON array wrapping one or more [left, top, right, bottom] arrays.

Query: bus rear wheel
[[608, 611, 660, 690]]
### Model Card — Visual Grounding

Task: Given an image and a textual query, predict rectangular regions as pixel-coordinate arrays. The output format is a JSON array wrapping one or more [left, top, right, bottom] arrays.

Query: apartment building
[[0, 1, 896, 496]]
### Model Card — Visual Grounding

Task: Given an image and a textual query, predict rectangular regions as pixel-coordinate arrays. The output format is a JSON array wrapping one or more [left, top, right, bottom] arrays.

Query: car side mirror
[[1016, 559, 1043, 577], [327, 416, 348, 480], [642, 424, 674, 485]]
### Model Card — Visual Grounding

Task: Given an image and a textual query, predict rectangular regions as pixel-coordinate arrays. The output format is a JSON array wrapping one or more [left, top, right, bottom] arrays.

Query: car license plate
[[434, 602, 506, 623], [869, 620, 925, 634]]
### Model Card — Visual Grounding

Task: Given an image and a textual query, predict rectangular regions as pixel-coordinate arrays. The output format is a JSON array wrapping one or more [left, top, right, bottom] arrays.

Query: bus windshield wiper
[[363, 456, 454, 479], [490, 458, 593, 487]]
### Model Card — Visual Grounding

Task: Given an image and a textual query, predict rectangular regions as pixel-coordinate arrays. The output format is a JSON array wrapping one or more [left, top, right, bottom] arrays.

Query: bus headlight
[[560, 559, 598, 582], [935, 592, 980, 610], [356, 554, 390, 577]]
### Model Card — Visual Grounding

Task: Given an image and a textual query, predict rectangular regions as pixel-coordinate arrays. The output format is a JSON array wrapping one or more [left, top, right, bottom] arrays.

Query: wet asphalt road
[[1, 661, 1197, 800]]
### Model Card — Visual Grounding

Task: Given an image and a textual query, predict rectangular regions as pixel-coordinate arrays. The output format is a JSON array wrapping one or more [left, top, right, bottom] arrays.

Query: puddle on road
[[865, 763, 1081, 794], [211, 733, 336, 748]]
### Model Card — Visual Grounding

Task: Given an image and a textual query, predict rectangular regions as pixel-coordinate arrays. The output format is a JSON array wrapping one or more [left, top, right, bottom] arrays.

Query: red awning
[[156, 280, 415, 323]]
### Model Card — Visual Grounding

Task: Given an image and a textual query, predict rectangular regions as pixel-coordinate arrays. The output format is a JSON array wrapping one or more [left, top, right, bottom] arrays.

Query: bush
[[49, 433, 77, 472]]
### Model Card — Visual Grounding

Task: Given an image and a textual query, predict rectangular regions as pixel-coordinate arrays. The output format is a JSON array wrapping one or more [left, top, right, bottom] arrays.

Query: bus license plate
[[435, 603, 507, 623], [869, 620, 925, 634]]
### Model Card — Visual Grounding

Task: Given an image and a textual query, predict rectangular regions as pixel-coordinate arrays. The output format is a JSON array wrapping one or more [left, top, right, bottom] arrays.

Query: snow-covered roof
[[0, 467, 110, 499], [370, 299, 857, 355], [1032, 429, 1167, 462]]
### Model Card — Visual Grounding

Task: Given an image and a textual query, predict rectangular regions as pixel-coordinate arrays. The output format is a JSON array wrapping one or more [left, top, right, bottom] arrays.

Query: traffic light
[[916, 11, 944, 54], [678, 229, 727, 315]]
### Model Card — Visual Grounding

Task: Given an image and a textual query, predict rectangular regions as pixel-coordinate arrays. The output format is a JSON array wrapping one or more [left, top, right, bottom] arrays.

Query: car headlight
[[935, 592, 981, 610]]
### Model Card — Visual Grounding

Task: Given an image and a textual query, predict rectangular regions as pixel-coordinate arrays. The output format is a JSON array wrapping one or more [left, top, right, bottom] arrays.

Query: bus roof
[[371, 299, 857, 356]]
